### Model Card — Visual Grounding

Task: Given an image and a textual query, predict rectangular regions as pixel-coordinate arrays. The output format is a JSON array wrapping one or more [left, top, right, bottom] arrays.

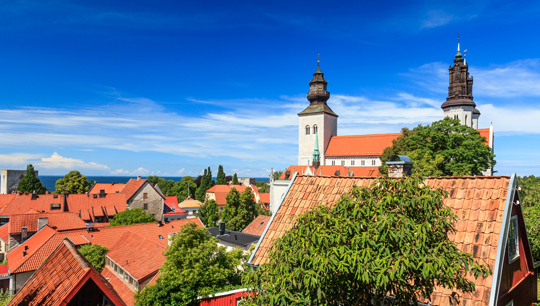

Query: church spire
[[298, 57, 337, 117], [312, 130, 320, 169], [442, 35, 475, 111]]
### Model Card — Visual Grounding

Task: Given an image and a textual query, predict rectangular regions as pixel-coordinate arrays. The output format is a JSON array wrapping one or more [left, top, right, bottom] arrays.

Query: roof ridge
[[330, 133, 402, 139], [10, 226, 58, 273]]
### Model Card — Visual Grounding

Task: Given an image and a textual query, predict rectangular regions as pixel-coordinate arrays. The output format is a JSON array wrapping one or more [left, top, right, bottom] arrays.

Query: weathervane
[[317, 54, 320, 66]]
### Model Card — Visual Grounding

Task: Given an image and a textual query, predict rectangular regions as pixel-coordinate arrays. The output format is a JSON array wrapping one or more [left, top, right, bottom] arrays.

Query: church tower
[[298, 61, 338, 166], [441, 38, 481, 128]]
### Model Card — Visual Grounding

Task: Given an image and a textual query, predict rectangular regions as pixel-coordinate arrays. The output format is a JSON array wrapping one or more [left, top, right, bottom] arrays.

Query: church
[[295, 42, 493, 175], [271, 43, 495, 211]]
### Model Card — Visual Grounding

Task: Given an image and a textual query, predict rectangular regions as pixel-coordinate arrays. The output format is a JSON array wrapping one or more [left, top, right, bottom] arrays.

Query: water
[[39, 176, 269, 192]]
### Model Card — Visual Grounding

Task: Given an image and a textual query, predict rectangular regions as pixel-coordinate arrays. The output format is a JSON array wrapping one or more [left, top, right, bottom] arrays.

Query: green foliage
[[135, 222, 246, 306], [379, 118, 495, 176], [54, 170, 95, 194], [222, 187, 259, 231], [17, 164, 47, 194], [243, 175, 492, 305], [216, 165, 226, 185], [79, 244, 108, 272], [0, 289, 12, 306], [198, 199, 220, 228], [257, 201, 271, 216], [271, 170, 284, 181], [109, 208, 157, 227], [232, 173, 238, 185], [256, 181, 269, 193], [524, 204, 540, 262], [195, 167, 214, 202], [519, 175, 540, 208], [171, 176, 197, 202]]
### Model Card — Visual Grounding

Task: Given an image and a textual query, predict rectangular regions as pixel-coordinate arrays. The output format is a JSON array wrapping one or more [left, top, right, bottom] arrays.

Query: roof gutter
[[488, 173, 516, 306], [247, 171, 298, 267]]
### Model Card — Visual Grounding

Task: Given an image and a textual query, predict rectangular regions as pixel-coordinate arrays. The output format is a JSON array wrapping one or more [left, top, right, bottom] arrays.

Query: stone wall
[[237, 178, 255, 186], [128, 182, 164, 221], [1, 170, 39, 194]]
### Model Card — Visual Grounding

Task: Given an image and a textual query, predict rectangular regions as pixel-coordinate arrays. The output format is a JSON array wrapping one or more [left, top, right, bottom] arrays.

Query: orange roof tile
[[325, 133, 401, 156], [259, 193, 270, 204], [67, 235, 90, 246], [178, 198, 204, 209], [0, 223, 8, 244], [0, 264, 7, 277], [243, 215, 271, 236], [107, 231, 166, 280], [90, 183, 126, 194], [8, 239, 125, 306], [7, 226, 58, 274], [206, 184, 258, 206], [120, 179, 147, 199], [102, 267, 136, 306], [279, 165, 378, 179], [477, 128, 490, 146], [0, 194, 15, 212], [250, 175, 512, 306], [9, 212, 87, 234], [164, 196, 187, 215]]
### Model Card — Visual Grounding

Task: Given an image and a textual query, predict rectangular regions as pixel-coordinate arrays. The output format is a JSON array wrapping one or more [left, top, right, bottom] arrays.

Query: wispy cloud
[[420, 10, 456, 29], [35, 153, 110, 171]]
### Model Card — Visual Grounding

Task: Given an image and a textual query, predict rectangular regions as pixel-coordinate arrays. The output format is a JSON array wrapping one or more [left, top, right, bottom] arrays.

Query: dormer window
[[305, 125, 310, 135], [313, 124, 318, 134], [371, 160, 376, 166], [361, 160, 365, 166]]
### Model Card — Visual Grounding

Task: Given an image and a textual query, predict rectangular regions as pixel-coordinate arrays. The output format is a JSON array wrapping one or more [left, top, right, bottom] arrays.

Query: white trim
[[204, 287, 248, 298], [489, 173, 516, 306], [247, 172, 298, 266], [507, 215, 519, 264]]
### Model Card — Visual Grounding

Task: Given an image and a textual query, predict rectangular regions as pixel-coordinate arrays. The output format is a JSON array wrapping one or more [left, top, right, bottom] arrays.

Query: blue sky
[[1, 0, 539, 177]]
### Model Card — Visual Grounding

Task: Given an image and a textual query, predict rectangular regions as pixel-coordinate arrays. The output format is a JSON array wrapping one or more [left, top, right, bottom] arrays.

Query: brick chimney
[[386, 155, 414, 178]]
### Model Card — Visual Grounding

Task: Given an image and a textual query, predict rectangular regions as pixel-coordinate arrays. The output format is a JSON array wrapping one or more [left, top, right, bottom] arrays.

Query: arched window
[[465, 115, 468, 126], [305, 125, 310, 135], [313, 124, 318, 134]]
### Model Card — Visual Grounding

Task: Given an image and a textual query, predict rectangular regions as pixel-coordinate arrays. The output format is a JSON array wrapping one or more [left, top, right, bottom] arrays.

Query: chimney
[[218, 222, 226, 236], [38, 217, 49, 230], [21, 227, 28, 241], [22, 250, 27, 257], [31, 191, 37, 200], [386, 155, 414, 178], [86, 223, 95, 232], [99, 190, 106, 198], [137, 176, 141, 181], [112, 182, 115, 185]]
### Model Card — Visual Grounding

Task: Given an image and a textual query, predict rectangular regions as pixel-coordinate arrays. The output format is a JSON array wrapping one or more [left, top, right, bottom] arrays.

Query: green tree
[[221, 187, 241, 225], [170, 176, 197, 201], [54, 170, 95, 194], [232, 173, 238, 185], [524, 204, 540, 262], [271, 170, 284, 181], [135, 222, 246, 306], [109, 208, 157, 227], [518, 175, 540, 207], [197, 199, 220, 228], [146, 175, 161, 186], [79, 244, 108, 272], [243, 175, 492, 305], [257, 200, 271, 216], [195, 167, 214, 202], [216, 165, 226, 185], [0, 289, 12, 306], [255, 181, 269, 193], [17, 164, 46, 194], [379, 118, 495, 177]]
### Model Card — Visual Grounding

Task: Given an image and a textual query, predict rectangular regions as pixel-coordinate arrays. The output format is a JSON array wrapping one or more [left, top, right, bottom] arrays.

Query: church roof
[[441, 98, 476, 110], [279, 165, 378, 179], [325, 133, 401, 157], [298, 102, 338, 117]]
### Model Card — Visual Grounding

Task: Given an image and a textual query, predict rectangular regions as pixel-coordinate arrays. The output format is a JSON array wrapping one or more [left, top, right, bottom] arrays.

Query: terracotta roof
[[178, 197, 204, 209], [250, 175, 512, 305], [0, 223, 8, 244], [121, 179, 147, 200], [107, 231, 166, 281], [243, 215, 271, 236], [89, 183, 126, 194], [325, 133, 401, 157], [477, 128, 490, 146], [205, 184, 258, 206], [7, 226, 58, 274], [164, 196, 187, 215], [8, 239, 125, 306], [67, 235, 90, 246], [279, 165, 378, 179], [259, 193, 270, 204], [0, 194, 15, 211], [0, 264, 7, 277], [102, 267, 136, 306], [9, 212, 87, 234], [0, 193, 128, 222]]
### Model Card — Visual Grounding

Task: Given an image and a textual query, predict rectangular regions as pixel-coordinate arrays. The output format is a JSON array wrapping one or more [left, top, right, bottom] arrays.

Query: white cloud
[[176, 168, 185, 175], [0, 153, 42, 166], [420, 10, 455, 29], [35, 152, 110, 171], [110, 169, 130, 175], [472, 59, 540, 97]]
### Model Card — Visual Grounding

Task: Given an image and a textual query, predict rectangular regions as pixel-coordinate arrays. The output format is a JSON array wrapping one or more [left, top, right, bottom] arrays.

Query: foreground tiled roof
[[250, 175, 512, 305], [242, 215, 271, 236], [7, 226, 58, 274], [90, 183, 126, 194], [8, 239, 125, 306], [9, 212, 87, 234], [205, 184, 259, 206], [0, 223, 8, 243], [102, 267, 135, 306], [279, 165, 378, 179], [107, 231, 166, 280]]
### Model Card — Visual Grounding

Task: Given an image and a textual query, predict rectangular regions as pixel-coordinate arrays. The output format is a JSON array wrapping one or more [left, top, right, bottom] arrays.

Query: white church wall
[[298, 114, 337, 166]]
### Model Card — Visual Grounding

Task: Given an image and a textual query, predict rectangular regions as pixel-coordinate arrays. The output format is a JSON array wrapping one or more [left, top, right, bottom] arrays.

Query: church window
[[313, 124, 318, 134], [305, 125, 310, 135], [361, 160, 365, 166], [351, 160, 355, 166], [341, 160, 345, 166], [371, 160, 376, 166]]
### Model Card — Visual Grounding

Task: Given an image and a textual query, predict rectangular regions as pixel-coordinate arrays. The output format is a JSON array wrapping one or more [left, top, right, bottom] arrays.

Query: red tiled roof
[[0, 193, 128, 222], [7, 226, 58, 274], [121, 179, 147, 200], [0, 264, 7, 276], [0, 223, 8, 244], [90, 183, 126, 194], [68, 235, 90, 246], [325, 133, 401, 157], [0, 194, 15, 212], [259, 193, 270, 204], [8, 239, 125, 306], [9, 212, 87, 234], [102, 267, 136, 306], [250, 175, 511, 305], [477, 128, 490, 146], [279, 165, 378, 179], [164, 196, 187, 215], [206, 184, 258, 206], [107, 231, 166, 280], [178, 198, 204, 209], [242, 215, 271, 237]]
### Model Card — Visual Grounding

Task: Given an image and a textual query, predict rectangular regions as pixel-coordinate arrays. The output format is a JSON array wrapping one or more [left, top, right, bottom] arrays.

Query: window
[[114, 263, 118, 272], [351, 160, 355, 166], [158, 235, 163, 240], [341, 160, 345, 166], [124, 273, 129, 282], [134, 282, 139, 291], [164, 218, 168, 222], [143, 193, 148, 199], [144, 203, 148, 210], [129, 277, 133, 285], [331, 160, 335, 166], [305, 125, 310, 135], [465, 115, 468, 126], [51, 203, 61, 210], [508, 216, 519, 263], [361, 160, 365, 166], [119, 269, 124, 277], [313, 124, 318, 134], [371, 160, 376, 166]]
